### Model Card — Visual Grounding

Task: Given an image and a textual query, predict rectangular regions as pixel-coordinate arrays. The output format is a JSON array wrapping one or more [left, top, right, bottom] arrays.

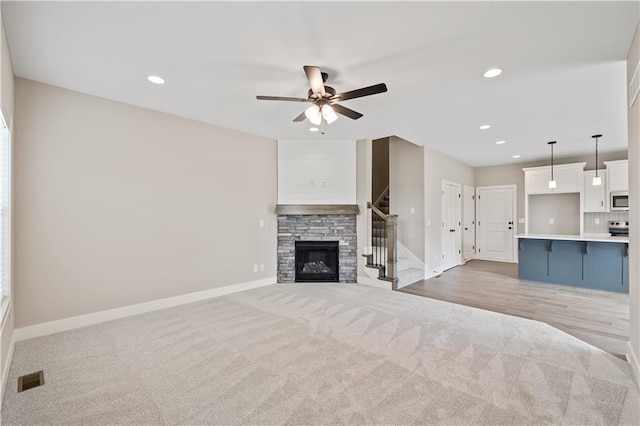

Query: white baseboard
[[396, 278, 416, 290], [627, 341, 640, 389], [357, 276, 390, 289], [425, 269, 443, 280], [1, 335, 15, 401], [1, 325, 15, 402], [13, 277, 276, 342], [474, 256, 517, 264]]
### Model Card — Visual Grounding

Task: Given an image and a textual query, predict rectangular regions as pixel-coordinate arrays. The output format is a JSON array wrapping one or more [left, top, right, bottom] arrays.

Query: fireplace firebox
[[294, 241, 339, 282]]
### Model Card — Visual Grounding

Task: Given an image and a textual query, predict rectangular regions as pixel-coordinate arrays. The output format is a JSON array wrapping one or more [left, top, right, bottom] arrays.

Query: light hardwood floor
[[401, 260, 630, 356]]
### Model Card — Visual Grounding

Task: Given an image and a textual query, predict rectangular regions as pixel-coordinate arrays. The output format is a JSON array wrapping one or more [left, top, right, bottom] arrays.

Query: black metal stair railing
[[366, 201, 398, 289]]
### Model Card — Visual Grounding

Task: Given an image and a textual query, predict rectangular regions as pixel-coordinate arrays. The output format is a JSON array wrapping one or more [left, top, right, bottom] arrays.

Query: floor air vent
[[17, 370, 44, 393]]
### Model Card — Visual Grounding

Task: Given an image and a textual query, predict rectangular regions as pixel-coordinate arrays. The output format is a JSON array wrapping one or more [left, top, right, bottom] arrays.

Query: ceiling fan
[[256, 65, 388, 126]]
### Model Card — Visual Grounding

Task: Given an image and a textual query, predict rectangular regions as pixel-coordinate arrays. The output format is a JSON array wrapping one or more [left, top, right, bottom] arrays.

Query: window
[[0, 110, 10, 318]]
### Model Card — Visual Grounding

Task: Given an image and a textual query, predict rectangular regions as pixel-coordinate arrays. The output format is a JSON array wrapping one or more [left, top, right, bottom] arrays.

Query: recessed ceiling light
[[495, 140, 506, 145], [512, 154, 521, 159], [309, 127, 319, 132], [147, 75, 165, 85], [479, 124, 491, 130], [483, 68, 503, 78]]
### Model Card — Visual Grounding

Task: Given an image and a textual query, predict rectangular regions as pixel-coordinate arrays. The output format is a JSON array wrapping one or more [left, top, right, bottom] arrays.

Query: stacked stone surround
[[277, 214, 357, 283]]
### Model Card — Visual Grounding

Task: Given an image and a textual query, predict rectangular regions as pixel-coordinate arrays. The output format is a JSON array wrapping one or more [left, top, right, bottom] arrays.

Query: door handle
[[508, 227, 512, 230], [450, 229, 455, 232], [508, 221, 513, 225], [464, 227, 468, 230]]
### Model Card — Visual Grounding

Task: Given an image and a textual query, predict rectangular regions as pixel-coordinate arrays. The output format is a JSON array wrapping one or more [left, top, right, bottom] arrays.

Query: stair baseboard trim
[[13, 277, 277, 342], [397, 242, 426, 271], [628, 341, 640, 390], [357, 276, 390, 289]]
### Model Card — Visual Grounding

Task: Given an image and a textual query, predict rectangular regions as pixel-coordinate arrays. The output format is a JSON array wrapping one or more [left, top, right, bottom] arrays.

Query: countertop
[[515, 233, 629, 243]]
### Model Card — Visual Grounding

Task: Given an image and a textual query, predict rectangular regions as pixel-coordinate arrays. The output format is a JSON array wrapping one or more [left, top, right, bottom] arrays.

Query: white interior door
[[441, 182, 462, 271], [476, 186, 515, 262], [462, 185, 476, 261]]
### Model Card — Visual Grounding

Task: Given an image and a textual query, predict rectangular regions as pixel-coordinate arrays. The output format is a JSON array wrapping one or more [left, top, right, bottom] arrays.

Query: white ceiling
[[3, 1, 639, 167]]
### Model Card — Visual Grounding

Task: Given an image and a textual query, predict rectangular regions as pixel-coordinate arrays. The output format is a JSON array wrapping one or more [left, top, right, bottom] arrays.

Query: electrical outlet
[[518, 218, 525, 224], [427, 219, 431, 226], [549, 218, 555, 224], [259, 219, 264, 227], [595, 218, 600, 225], [259, 264, 264, 271], [253, 264, 258, 272], [410, 207, 415, 214]]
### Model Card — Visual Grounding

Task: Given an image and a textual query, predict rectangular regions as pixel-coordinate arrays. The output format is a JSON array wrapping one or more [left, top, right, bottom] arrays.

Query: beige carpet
[[2, 283, 639, 425]]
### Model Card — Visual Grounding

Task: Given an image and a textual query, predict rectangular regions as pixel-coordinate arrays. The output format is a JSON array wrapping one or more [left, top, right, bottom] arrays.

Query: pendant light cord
[[592, 134, 602, 177], [548, 141, 557, 181], [595, 138, 598, 177]]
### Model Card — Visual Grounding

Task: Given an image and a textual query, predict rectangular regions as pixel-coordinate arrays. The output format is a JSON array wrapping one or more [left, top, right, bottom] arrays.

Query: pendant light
[[548, 141, 557, 189], [592, 134, 603, 186]]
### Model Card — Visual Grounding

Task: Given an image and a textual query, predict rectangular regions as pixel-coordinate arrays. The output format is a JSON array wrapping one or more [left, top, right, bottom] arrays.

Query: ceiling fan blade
[[256, 95, 310, 102], [293, 111, 307, 122], [303, 65, 326, 96], [334, 83, 387, 102], [331, 104, 363, 120]]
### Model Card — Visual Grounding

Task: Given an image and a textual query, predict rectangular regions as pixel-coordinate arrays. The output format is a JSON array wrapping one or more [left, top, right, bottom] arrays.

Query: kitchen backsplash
[[583, 211, 629, 234]]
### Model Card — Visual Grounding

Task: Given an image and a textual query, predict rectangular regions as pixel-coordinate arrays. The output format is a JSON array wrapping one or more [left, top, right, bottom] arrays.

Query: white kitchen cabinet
[[583, 170, 608, 212], [523, 163, 586, 194], [604, 160, 628, 192]]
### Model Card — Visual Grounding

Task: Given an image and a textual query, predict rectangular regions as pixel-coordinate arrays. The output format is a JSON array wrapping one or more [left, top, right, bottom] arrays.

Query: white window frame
[[0, 109, 11, 328]]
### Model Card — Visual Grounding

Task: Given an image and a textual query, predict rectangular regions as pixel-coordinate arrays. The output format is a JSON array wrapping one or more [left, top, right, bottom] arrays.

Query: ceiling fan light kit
[[322, 105, 338, 124], [256, 65, 387, 128], [305, 104, 322, 125]]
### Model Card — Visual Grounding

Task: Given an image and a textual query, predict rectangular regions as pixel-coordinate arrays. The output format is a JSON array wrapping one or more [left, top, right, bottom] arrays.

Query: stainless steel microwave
[[611, 191, 629, 211]]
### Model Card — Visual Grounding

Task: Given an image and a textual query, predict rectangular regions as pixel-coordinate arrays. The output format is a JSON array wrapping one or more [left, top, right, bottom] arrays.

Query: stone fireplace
[[294, 240, 339, 282], [276, 205, 358, 283]]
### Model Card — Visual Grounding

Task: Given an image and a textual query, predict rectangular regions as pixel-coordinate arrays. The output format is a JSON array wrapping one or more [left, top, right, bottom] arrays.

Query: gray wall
[[627, 23, 640, 377], [528, 193, 580, 235], [371, 137, 389, 201], [389, 137, 425, 261], [475, 151, 628, 235], [424, 144, 475, 273], [13, 79, 277, 328], [356, 139, 371, 279]]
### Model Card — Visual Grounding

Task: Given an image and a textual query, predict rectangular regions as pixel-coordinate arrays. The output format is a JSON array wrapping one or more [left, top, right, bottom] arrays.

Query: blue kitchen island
[[516, 234, 629, 293]]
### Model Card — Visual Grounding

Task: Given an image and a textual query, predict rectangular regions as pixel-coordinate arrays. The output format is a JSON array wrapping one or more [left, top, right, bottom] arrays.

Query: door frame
[[441, 180, 463, 270], [475, 184, 518, 263], [462, 184, 476, 262]]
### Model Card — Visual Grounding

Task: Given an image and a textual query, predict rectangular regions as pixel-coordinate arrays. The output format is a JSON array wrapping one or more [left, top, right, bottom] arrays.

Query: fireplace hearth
[[295, 241, 339, 282]]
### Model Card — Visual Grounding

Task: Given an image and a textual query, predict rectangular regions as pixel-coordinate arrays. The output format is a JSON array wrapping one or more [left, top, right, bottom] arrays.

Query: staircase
[[364, 188, 425, 290], [372, 191, 390, 245]]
